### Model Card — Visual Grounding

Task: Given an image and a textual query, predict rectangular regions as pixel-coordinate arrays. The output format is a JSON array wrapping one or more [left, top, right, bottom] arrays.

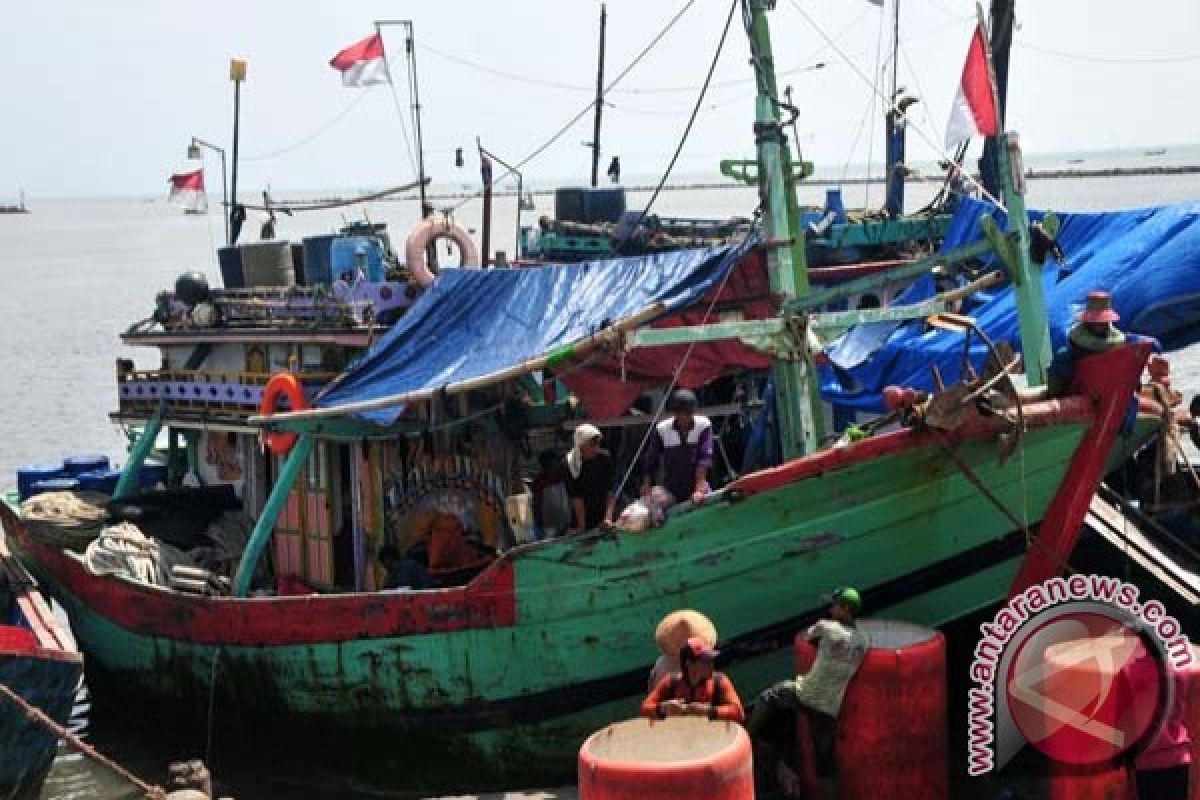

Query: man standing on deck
[[641, 389, 714, 507], [749, 587, 870, 798]]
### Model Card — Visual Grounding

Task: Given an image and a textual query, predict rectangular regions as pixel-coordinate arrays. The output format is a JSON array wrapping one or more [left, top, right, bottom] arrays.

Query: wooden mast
[[589, 4, 608, 188], [744, 0, 824, 458]]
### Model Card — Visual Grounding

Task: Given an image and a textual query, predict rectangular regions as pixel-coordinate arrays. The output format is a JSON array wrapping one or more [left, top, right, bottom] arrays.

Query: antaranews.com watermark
[[967, 574, 1193, 775]]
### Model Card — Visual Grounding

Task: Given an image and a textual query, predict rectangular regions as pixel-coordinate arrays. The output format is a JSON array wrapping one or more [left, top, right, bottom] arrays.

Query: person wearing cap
[[565, 423, 615, 535], [1048, 290, 1127, 394], [641, 389, 715, 508], [749, 587, 870, 797], [641, 637, 745, 723]]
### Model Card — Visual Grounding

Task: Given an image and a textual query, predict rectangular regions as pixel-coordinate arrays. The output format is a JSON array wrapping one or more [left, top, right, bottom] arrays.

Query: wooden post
[[481, 150, 493, 267], [233, 436, 315, 597]]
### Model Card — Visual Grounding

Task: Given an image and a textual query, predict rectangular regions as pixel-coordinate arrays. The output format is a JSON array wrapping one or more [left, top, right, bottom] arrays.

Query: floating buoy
[[794, 619, 949, 800], [405, 217, 481, 288], [578, 717, 753, 800], [259, 373, 308, 454]]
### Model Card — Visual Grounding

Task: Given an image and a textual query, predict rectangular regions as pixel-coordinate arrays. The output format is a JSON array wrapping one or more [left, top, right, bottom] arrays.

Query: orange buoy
[[259, 372, 308, 455], [404, 217, 481, 288], [578, 717, 753, 800], [794, 619, 949, 800]]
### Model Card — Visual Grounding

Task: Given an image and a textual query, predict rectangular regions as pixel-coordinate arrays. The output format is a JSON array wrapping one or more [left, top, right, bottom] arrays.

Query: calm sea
[[2, 165, 1200, 799]]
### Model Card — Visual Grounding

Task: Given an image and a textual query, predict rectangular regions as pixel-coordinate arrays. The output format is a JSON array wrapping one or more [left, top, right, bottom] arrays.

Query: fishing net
[[19, 491, 110, 552]]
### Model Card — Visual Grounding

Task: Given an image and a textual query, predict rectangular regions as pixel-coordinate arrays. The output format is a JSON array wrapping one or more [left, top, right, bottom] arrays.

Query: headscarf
[[566, 423, 602, 479]]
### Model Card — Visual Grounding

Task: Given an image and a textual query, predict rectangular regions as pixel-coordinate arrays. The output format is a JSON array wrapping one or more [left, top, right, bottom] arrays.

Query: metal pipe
[[590, 4, 607, 187], [232, 436, 315, 596], [190, 137, 229, 244], [477, 142, 524, 261]]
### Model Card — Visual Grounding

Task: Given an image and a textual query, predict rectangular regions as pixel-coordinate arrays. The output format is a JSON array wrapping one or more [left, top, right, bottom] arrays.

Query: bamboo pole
[[253, 302, 666, 426]]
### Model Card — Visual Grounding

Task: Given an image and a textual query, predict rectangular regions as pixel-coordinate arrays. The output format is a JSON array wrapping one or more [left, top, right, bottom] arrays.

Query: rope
[[242, 88, 375, 163], [381, 52, 419, 180], [1015, 39, 1200, 65], [447, 0, 697, 214], [611, 223, 757, 502], [862, 0, 887, 209], [232, 179, 425, 213], [613, 0, 739, 253], [784, 0, 1008, 213], [0, 682, 167, 800]]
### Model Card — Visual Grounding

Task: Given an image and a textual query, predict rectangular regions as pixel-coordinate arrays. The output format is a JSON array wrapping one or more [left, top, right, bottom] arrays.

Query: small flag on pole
[[329, 33, 389, 87], [944, 22, 999, 148], [167, 169, 207, 213]]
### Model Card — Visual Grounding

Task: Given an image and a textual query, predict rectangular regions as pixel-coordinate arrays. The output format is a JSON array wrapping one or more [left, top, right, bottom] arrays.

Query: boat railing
[[116, 367, 339, 416]]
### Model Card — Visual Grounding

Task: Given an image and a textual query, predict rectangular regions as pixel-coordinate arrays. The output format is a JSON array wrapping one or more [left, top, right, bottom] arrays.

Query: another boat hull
[[0, 651, 79, 800]]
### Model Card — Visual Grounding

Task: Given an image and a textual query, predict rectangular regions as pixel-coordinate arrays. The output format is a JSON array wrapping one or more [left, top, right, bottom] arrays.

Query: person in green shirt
[[749, 586, 870, 798]]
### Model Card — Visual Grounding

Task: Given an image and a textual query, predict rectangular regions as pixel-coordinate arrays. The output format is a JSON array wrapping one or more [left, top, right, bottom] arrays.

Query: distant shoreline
[[411, 164, 1200, 201]]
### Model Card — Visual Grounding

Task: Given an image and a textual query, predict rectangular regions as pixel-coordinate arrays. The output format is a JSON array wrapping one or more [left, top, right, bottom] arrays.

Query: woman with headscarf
[[564, 423, 615, 535]]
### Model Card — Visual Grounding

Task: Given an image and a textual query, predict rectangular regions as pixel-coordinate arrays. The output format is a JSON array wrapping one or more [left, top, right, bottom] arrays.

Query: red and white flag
[[167, 169, 207, 212], [944, 23, 999, 148], [329, 33, 389, 87]]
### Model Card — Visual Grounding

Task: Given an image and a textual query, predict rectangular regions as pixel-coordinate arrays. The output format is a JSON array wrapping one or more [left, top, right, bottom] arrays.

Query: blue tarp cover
[[822, 198, 1200, 411], [316, 241, 753, 424]]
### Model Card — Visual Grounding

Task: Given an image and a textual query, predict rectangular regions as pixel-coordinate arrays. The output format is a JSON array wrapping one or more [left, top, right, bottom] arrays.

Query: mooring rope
[[0, 681, 167, 799]]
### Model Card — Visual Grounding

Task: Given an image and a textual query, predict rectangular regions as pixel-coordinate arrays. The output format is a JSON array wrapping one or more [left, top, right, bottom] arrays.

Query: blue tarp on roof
[[822, 197, 1200, 412], [316, 240, 754, 425]]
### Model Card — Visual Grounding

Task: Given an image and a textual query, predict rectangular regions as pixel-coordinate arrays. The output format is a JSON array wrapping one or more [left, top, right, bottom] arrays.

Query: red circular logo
[[1005, 612, 1166, 765]]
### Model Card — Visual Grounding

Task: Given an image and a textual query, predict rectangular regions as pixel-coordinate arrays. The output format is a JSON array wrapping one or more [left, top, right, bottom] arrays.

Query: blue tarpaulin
[[821, 198, 1200, 412], [316, 240, 753, 424]]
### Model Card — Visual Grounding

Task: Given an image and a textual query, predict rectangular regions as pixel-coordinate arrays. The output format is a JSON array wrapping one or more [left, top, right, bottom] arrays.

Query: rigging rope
[[1015, 39, 1200, 65], [785, 0, 1008, 213], [862, 1, 887, 209], [613, 0, 739, 253], [447, 0, 697, 214], [381, 50, 420, 179], [242, 88, 375, 163]]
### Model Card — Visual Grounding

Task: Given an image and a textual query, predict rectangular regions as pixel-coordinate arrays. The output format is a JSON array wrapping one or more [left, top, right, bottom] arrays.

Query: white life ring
[[405, 217, 481, 287]]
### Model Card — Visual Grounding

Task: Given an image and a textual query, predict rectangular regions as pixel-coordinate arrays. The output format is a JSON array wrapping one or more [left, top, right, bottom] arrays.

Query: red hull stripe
[[3, 502, 515, 646]]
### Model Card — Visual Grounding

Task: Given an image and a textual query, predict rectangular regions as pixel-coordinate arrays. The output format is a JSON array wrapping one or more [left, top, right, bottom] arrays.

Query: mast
[[404, 21, 431, 218], [744, 0, 824, 458], [590, 4, 608, 188], [978, 0, 1015, 199], [883, 0, 906, 217], [975, 0, 1049, 386]]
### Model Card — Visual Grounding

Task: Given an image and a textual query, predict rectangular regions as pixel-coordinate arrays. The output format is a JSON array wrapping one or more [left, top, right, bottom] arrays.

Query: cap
[[683, 636, 719, 661], [1079, 291, 1120, 324], [668, 389, 698, 413], [573, 423, 602, 447], [824, 586, 862, 612]]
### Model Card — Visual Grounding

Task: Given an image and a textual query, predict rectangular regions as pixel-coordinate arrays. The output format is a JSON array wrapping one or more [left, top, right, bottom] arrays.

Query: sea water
[[3, 168, 1200, 799]]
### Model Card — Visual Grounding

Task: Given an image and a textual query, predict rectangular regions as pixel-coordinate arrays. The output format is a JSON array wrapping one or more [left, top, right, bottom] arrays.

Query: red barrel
[[794, 619, 948, 800], [578, 717, 753, 800]]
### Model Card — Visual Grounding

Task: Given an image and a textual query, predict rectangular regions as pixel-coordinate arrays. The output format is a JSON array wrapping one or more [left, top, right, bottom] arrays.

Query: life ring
[[405, 217, 481, 288], [259, 372, 308, 455]]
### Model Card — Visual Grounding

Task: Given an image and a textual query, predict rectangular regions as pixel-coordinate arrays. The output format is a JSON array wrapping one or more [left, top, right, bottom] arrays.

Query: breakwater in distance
[[347, 164, 1200, 203]]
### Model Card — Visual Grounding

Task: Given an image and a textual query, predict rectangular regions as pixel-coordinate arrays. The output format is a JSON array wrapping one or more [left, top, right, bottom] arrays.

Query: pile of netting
[[19, 491, 110, 552]]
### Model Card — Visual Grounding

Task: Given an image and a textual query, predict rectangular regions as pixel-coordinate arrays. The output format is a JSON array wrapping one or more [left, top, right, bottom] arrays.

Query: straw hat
[[654, 610, 718, 657]]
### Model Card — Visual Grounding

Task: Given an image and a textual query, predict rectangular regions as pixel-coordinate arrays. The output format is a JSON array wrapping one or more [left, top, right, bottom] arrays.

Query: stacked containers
[[301, 234, 339, 285], [331, 236, 386, 282], [64, 454, 109, 477], [217, 246, 245, 289], [238, 241, 295, 288], [17, 464, 65, 502]]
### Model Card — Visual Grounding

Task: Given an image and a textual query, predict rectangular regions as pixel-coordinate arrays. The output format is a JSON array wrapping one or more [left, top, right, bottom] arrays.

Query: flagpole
[[975, 3, 1003, 142], [229, 59, 247, 245]]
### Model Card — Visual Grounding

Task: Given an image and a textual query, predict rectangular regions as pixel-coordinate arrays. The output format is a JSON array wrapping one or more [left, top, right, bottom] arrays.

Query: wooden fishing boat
[[0, 535, 82, 800], [0, 1, 1178, 794]]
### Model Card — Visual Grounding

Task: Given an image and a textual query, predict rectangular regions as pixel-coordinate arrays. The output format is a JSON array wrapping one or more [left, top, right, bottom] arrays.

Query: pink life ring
[[405, 217, 481, 287]]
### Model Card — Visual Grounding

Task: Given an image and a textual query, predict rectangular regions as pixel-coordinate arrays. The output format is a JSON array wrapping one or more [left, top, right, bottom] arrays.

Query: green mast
[[745, 0, 825, 457]]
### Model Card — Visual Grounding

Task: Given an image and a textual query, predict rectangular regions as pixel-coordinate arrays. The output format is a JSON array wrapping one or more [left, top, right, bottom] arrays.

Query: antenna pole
[[590, 4, 607, 187]]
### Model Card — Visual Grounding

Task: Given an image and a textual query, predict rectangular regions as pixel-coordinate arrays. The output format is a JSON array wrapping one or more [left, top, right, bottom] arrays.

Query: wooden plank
[[1086, 495, 1200, 606]]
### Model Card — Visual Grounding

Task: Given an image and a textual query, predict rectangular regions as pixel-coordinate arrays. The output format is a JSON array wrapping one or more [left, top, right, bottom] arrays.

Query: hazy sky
[[5, 0, 1200, 197]]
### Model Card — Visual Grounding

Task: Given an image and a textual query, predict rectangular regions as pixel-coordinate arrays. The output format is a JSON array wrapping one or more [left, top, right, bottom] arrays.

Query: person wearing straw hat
[[564, 423, 615, 535], [1048, 290, 1127, 395], [641, 637, 745, 723], [650, 609, 719, 689]]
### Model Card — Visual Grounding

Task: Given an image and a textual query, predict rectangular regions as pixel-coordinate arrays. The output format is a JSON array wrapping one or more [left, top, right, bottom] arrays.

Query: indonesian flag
[[944, 23, 999, 148], [330, 33, 389, 87], [167, 169, 207, 212]]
